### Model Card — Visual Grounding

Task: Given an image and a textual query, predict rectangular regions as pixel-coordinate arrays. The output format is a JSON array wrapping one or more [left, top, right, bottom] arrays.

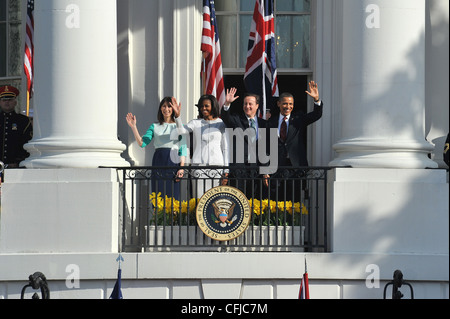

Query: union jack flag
[[299, 271, 310, 299], [201, 0, 225, 108], [244, 0, 279, 119], [24, 0, 35, 98]]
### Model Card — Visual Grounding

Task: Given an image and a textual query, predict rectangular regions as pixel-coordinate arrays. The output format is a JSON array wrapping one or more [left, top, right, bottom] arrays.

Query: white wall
[[0, 252, 448, 299], [329, 168, 449, 254], [0, 169, 121, 253]]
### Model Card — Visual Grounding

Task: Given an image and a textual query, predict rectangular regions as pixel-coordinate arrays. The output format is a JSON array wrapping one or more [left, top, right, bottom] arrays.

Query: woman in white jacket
[[171, 96, 229, 198]]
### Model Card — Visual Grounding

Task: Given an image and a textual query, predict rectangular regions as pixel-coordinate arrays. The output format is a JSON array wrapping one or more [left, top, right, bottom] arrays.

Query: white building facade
[[0, 0, 448, 299]]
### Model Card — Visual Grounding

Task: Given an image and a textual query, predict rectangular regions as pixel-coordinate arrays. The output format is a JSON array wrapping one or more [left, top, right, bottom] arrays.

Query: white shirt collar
[[279, 114, 291, 124]]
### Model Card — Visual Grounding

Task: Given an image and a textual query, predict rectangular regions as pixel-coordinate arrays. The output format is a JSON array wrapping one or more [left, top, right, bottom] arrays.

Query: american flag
[[24, 0, 35, 98], [201, 0, 225, 108], [244, 0, 279, 119]]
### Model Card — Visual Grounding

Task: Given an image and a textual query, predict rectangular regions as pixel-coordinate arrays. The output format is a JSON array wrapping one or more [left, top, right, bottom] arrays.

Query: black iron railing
[[117, 166, 331, 252]]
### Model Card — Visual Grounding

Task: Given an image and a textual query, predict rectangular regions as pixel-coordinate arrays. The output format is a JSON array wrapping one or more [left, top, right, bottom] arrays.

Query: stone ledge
[[0, 252, 447, 282]]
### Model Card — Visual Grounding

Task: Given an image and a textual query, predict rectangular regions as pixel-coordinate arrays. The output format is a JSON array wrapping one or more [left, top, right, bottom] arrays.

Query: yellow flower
[[261, 199, 269, 212], [150, 192, 161, 208], [277, 201, 284, 211], [276, 201, 293, 212], [250, 199, 262, 216], [269, 200, 277, 213], [294, 202, 308, 215], [189, 198, 198, 213], [301, 203, 308, 215], [181, 201, 188, 214], [171, 198, 180, 214], [156, 199, 164, 212], [285, 201, 293, 213]]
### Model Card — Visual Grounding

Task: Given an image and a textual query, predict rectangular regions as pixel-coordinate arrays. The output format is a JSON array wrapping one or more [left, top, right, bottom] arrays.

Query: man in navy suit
[[267, 81, 323, 201], [221, 88, 269, 199]]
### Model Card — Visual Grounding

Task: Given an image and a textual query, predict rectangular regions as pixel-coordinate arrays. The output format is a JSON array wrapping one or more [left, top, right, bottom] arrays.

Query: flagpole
[[202, 59, 205, 95], [305, 256, 308, 274], [202, 54, 207, 95], [116, 253, 124, 270], [299, 256, 310, 299], [26, 90, 30, 117], [261, 64, 266, 119]]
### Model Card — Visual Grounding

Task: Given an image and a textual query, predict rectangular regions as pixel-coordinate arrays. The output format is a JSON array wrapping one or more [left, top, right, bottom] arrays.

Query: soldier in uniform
[[0, 85, 33, 169]]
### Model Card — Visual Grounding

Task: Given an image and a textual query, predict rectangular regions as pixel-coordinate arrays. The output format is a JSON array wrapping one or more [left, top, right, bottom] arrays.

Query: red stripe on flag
[[24, 0, 35, 98], [244, 0, 279, 119], [299, 272, 310, 299], [201, 0, 225, 107]]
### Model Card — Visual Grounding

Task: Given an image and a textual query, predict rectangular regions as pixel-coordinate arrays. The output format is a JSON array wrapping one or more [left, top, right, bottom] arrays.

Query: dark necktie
[[250, 118, 257, 141], [280, 117, 287, 142]]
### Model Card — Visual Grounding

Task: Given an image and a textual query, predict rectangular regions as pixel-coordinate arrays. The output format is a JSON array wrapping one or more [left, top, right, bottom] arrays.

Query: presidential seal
[[196, 186, 251, 241]]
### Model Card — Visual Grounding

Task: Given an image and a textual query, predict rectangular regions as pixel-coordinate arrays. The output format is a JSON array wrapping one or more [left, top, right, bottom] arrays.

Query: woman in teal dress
[[126, 97, 186, 199]]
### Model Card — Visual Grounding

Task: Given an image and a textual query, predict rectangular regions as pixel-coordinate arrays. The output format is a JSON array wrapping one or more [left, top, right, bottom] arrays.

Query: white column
[[173, 0, 203, 123], [425, 0, 449, 168], [330, 0, 437, 169], [22, 0, 128, 168]]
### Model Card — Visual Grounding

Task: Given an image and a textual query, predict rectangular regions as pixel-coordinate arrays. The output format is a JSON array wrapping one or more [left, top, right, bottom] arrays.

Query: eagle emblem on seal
[[212, 199, 238, 228], [197, 186, 251, 241]]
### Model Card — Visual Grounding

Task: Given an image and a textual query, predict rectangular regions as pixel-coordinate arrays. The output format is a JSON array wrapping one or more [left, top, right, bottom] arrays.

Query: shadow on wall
[[330, 168, 448, 299]]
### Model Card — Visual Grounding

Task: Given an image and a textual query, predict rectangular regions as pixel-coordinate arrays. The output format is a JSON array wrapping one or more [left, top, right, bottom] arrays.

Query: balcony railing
[[117, 166, 331, 252]]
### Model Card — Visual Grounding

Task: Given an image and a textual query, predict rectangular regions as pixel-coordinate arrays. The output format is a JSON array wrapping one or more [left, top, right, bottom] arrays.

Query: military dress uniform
[[0, 86, 33, 167]]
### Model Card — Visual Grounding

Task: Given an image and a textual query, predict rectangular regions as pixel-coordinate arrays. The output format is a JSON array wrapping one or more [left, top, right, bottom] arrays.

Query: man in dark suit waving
[[267, 81, 323, 201], [221, 88, 269, 199]]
